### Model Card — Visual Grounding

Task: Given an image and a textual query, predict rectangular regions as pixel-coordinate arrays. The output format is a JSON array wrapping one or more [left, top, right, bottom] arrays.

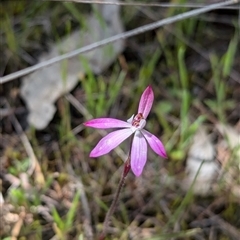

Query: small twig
[[4, 174, 21, 189], [1, 0, 239, 84], [11, 211, 26, 240], [50, 0, 240, 9], [4, 99, 45, 185]]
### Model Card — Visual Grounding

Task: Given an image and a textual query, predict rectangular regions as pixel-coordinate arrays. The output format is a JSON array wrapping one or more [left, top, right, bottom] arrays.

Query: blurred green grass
[[1, 1, 240, 240]]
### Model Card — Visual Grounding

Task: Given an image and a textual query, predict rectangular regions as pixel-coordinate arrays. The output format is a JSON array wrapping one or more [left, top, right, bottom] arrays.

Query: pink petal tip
[[138, 86, 154, 119]]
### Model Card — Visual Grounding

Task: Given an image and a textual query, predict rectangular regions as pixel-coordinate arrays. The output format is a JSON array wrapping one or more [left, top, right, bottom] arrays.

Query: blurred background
[[1, 0, 240, 239]]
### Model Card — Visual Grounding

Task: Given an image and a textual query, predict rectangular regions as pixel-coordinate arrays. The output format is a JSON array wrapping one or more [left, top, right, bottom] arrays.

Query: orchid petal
[[131, 131, 147, 177], [90, 129, 133, 157], [138, 86, 154, 119], [84, 118, 131, 129], [141, 129, 167, 158]]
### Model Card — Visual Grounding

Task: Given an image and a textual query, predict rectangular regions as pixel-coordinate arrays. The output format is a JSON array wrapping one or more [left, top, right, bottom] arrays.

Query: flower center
[[131, 113, 146, 129], [132, 113, 143, 127]]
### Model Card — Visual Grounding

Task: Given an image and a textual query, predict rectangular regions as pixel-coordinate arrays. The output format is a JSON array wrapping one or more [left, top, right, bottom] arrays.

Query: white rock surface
[[181, 127, 220, 196], [20, 0, 124, 129]]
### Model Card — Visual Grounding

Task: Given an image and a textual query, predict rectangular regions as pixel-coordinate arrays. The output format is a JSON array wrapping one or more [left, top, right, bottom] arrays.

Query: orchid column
[[84, 86, 167, 238]]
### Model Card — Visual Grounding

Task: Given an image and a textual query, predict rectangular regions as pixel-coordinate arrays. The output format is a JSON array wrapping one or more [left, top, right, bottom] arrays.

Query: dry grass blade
[[67, 164, 94, 240], [211, 215, 240, 240], [140, 7, 240, 85], [4, 99, 45, 186], [1, 0, 239, 84], [192, 206, 240, 240]]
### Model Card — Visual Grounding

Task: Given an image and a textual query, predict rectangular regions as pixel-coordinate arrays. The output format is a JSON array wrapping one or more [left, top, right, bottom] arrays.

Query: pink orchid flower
[[84, 86, 167, 176]]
